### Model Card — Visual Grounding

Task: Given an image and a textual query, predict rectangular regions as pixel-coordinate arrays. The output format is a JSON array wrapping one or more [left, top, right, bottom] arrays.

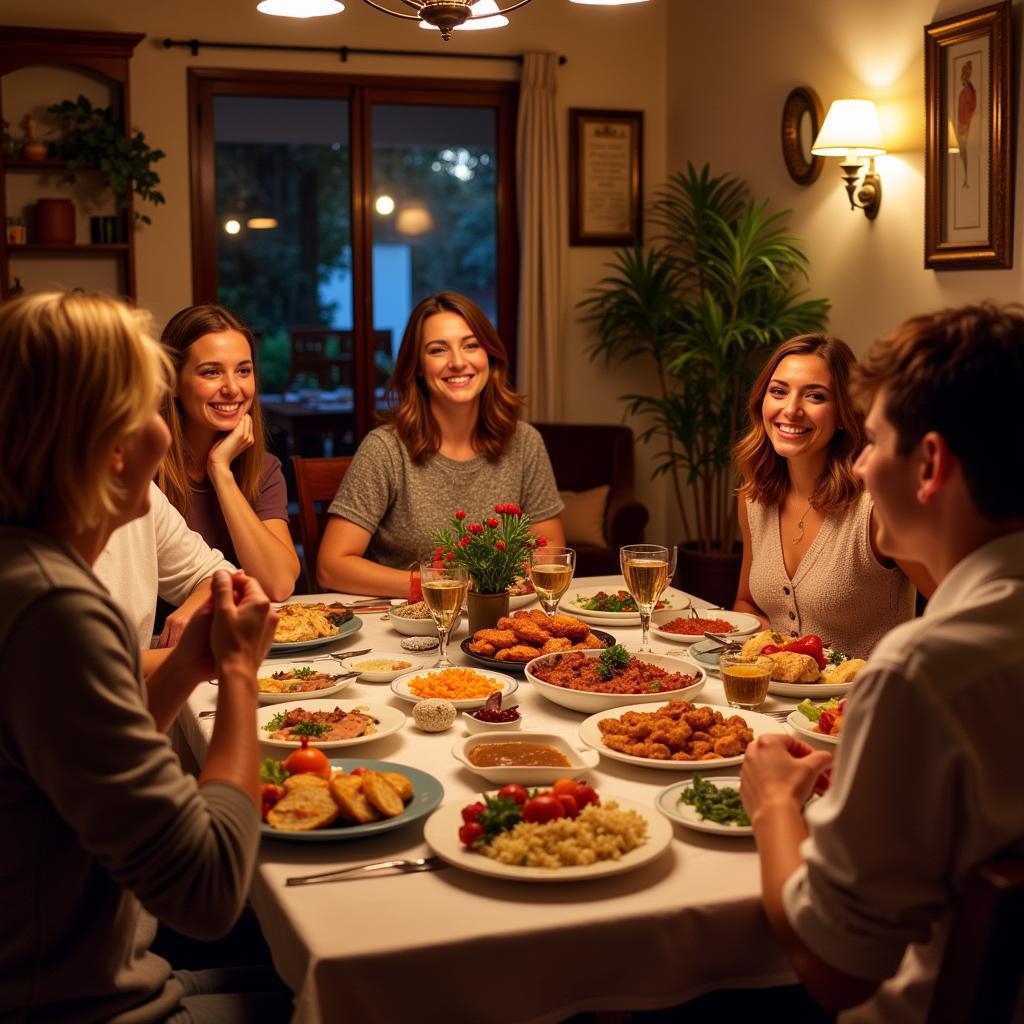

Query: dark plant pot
[[466, 590, 510, 635], [675, 541, 742, 611], [35, 198, 75, 244]]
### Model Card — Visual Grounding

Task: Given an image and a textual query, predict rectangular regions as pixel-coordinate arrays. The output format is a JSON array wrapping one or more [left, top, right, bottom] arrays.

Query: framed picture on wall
[[569, 108, 643, 246], [924, 1, 1013, 269]]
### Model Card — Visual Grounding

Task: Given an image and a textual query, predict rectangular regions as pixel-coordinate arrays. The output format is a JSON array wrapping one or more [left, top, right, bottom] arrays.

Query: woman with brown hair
[[733, 333, 930, 658], [318, 291, 564, 596], [158, 304, 299, 601]]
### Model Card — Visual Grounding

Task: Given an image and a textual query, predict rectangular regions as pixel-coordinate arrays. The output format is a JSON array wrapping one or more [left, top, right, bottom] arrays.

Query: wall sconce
[[811, 99, 885, 219]]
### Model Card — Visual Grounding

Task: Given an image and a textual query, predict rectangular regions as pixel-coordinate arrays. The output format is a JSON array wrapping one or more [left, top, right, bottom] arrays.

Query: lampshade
[[811, 99, 885, 157], [256, 0, 344, 15], [420, 0, 506, 31]]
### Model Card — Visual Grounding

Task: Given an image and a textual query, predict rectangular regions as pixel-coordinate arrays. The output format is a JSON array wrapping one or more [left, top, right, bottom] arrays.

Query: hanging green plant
[[48, 95, 165, 224]]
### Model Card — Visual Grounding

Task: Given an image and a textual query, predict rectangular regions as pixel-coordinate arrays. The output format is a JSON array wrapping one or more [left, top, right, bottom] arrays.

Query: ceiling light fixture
[[259, 0, 649, 41]]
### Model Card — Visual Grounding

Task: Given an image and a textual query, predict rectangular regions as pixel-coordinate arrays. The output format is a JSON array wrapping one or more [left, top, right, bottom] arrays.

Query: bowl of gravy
[[451, 731, 599, 785]]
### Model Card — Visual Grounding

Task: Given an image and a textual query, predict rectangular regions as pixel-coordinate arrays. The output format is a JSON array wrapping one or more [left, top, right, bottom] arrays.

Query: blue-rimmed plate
[[269, 613, 363, 653], [261, 758, 444, 842], [689, 638, 725, 672]]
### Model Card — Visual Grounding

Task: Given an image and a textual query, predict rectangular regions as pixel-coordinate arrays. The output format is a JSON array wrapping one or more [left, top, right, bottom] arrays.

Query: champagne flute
[[620, 543, 678, 652], [419, 556, 469, 668], [529, 547, 576, 617]]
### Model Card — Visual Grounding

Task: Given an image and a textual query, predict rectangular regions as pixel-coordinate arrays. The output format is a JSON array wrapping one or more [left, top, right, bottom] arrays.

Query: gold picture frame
[[569, 108, 643, 247], [925, 1, 1014, 269]]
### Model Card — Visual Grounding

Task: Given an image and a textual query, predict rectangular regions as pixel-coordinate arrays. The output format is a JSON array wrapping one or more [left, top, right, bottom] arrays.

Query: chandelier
[[257, 0, 649, 42]]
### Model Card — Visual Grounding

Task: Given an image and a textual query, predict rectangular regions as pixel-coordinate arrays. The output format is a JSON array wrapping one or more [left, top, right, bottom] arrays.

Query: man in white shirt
[[95, 482, 235, 672], [740, 303, 1024, 1021]]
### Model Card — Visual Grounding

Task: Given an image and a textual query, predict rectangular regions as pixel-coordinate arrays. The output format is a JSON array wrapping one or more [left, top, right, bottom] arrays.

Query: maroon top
[[185, 452, 288, 566]]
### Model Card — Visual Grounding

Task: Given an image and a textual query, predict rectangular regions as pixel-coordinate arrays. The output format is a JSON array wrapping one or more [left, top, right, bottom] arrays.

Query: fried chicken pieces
[[466, 610, 604, 662], [596, 701, 755, 761]]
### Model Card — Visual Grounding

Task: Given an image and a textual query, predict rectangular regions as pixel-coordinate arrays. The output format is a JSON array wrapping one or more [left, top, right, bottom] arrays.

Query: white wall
[[667, 0, 1024, 352], [1, 0, 675, 541]]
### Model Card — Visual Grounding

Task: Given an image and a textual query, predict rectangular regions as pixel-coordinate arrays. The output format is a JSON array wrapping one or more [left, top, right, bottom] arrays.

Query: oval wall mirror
[[781, 86, 824, 185]]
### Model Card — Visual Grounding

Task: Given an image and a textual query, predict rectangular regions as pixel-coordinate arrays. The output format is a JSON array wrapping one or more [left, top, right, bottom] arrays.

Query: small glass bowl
[[464, 709, 523, 735]]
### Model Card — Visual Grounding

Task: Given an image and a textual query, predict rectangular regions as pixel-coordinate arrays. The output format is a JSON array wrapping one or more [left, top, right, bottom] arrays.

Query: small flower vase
[[466, 589, 510, 635]]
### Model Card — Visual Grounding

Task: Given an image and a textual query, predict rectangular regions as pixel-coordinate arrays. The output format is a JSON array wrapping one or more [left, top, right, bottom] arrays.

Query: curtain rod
[[161, 37, 567, 64]]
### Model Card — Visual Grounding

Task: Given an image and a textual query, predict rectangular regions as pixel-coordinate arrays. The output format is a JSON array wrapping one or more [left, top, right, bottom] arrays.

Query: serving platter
[[256, 699, 405, 749], [558, 586, 691, 625], [450, 731, 600, 786], [261, 759, 444, 843], [656, 777, 753, 836], [650, 609, 761, 646], [270, 613, 362, 653], [390, 667, 518, 710], [423, 796, 672, 882], [459, 628, 616, 675], [256, 659, 355, 704], [577, 703, 786, 770]]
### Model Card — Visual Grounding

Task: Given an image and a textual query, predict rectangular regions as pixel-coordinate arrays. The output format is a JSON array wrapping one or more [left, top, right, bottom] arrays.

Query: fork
[[285, 856, 445, 886]]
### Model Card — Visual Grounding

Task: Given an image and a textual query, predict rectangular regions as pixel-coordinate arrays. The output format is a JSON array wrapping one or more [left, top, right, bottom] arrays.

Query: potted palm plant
[[579, 163, 830, 607]]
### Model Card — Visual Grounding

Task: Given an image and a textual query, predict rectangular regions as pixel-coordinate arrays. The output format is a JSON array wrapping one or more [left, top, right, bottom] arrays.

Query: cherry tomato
[[461, 801, 486, 824], [261, 782, 284, 803], [350, 766, 368, 777], [521, 794, 565, 824], [498, 784, 528, 805], [574, 784, 599, 809], [556, 793, 579, 818], [817, 710, 835, 736], [458, 821, 485, 847], [551, 779, 579, 798]]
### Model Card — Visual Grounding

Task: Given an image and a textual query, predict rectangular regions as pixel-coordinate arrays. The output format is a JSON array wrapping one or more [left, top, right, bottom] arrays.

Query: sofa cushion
[[558, 485, 610, 548]]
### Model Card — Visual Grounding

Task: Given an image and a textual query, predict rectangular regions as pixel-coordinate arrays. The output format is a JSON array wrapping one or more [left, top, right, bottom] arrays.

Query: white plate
[[525, 648, 705, 713], [656, 777, 753, 836], [559, 586, 691, 625], [650, 608, 761, 645], [768, 677, 856, 698], [786, 709, 840, 746], [578, 703, 786, 770], [451, 731, 600, 785], [509, 591, 537, 610], [390, 667, 518, 710], [256, 659, 355, 704], [270, 613, 362, 653], [337, 651, 432, 683], [256, 699, 406, 749], [423, 796, 673, 882]]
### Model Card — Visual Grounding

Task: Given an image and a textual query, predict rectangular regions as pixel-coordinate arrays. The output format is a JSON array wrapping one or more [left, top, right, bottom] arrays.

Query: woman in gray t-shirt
[[319, 292, 564, 596]]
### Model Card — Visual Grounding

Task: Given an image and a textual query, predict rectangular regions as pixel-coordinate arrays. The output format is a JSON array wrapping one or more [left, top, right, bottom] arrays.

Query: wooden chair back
[[927, 853, 1024, 1022], [292, 455, 353, 588]]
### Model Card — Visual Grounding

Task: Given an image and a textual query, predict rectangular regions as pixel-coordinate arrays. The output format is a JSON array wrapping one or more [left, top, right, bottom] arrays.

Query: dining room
[[1, 1, 1022, 1022]]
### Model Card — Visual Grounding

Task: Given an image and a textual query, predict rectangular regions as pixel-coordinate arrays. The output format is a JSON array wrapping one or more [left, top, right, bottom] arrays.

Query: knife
[[285, 856, 445, 885]]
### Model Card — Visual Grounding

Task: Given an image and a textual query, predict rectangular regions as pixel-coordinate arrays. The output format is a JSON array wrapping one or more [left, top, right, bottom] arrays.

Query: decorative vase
[[675, 541, 743, 611], [34, 198, 75, 244], [22, 140, 48, 162], [466, 589, 510, 635]]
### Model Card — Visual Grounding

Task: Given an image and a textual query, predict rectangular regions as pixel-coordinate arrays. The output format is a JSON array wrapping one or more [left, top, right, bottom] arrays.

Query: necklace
[[791, 500, 814, 544]]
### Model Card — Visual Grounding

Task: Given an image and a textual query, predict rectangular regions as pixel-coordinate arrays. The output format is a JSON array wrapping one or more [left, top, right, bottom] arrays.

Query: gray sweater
[[0, 528, 258, 1022]]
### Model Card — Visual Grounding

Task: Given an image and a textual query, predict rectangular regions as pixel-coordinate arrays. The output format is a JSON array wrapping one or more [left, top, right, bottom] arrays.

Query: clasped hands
[[740, 732, 834, 826]]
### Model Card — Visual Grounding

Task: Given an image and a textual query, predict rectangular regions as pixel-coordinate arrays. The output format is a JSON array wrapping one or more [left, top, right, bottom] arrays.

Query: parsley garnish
[[259, 758, 288, 785], [289, 721, 332, 739], [827, 649, 848, 666], [292, 666, 316, 678], [596, 644, 631, 680], [264, 712, 286, 732]]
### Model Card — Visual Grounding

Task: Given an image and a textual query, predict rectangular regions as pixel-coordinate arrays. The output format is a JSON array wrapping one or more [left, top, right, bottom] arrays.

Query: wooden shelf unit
[[0, 25, 144, 300]]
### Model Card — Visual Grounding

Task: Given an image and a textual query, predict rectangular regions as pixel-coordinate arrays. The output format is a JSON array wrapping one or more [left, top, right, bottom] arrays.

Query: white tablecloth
[[178, 578, 799, 1024]]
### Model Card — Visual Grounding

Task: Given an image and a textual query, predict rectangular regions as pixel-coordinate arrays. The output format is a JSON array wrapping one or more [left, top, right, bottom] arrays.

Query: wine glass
[[620, 543, 678, 652], [528, 547, 576, 617], [419, 555, 469, 668]]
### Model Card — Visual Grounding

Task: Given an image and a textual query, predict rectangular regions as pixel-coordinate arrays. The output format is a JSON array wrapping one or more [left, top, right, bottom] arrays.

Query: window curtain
[[516, 51, 562, 421]]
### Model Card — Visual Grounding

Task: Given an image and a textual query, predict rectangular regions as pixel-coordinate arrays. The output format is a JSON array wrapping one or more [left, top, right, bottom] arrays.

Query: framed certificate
[[569, 108, 643, 247]]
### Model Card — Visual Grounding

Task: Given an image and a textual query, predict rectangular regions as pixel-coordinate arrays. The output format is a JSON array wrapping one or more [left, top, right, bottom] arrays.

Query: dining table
[[177, 576, 809, 1024]]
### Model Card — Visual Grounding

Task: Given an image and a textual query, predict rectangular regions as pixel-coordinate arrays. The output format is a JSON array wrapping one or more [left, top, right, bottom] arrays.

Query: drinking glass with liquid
[[529, 546, 576, 617], [419, 555, 469, 668], [719, 653, 772, 710], [619, 543, 677, 652]]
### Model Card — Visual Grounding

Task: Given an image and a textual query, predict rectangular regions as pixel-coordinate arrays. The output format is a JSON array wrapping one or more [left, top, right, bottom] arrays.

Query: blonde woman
[[158, 304, 299, 601], [0, 293, 287, 1020]]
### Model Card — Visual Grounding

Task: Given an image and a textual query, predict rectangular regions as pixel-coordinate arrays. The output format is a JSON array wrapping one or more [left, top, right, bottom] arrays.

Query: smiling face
[[418, 311, 490, 412], [176, 329, 255, 434], [761, 353, 839, 470]]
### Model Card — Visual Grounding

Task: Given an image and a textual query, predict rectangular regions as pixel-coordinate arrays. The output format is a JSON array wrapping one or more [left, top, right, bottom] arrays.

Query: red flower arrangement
[[431, 504, 545, 595]]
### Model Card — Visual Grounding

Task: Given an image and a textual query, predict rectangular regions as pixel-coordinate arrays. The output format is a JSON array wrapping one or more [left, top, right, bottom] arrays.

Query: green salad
[[574, 590, 668, 613]]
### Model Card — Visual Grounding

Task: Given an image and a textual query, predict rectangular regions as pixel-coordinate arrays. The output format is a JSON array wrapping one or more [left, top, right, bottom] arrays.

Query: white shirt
[[94, 484, 236, 648], [782, 531, 1024, 1023]]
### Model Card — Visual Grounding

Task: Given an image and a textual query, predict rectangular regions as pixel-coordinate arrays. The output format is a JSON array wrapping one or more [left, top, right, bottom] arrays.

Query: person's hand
[[209, 569, 278, 676], [208, 413, 254, 473], [740, 733, 833, 825], [165, 597, 218, 683]]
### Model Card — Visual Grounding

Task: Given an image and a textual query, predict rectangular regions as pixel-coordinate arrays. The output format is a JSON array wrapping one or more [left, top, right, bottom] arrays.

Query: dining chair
[[292, 455, 353, 591], [926, 852, 1024, 1022]]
